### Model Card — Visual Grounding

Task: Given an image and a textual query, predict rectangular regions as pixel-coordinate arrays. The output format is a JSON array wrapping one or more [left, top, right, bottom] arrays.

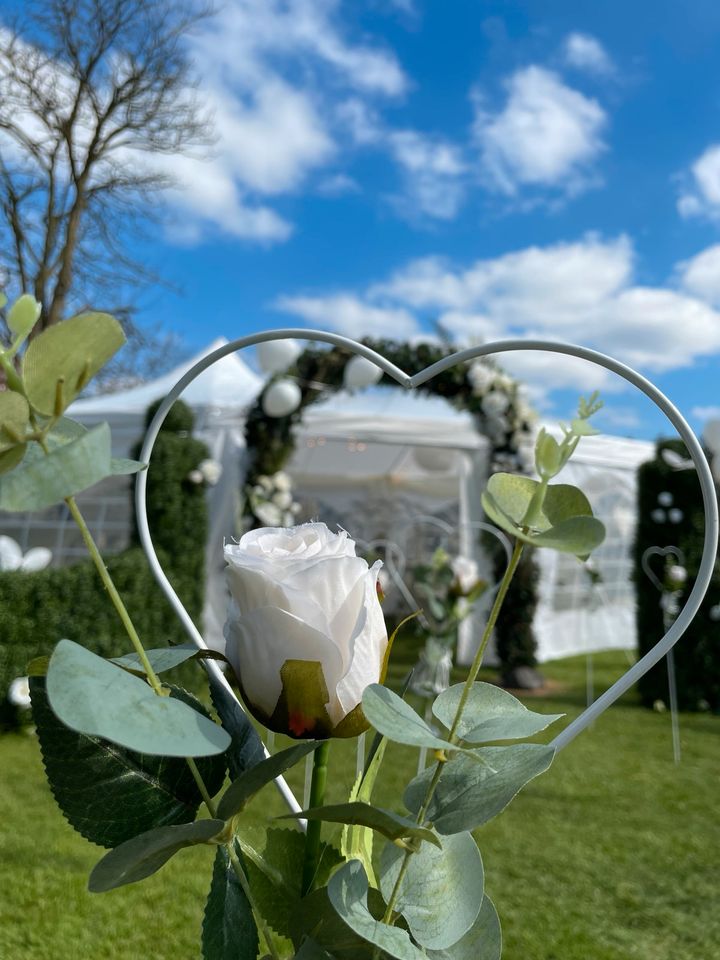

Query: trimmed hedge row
[[0, 400, 210, 698], [634, 439, 720, 711]]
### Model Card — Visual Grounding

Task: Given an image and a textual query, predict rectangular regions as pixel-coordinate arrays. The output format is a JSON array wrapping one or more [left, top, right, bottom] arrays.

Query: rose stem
[[300, 739, 330, 896], [376, 538, 525, 941]]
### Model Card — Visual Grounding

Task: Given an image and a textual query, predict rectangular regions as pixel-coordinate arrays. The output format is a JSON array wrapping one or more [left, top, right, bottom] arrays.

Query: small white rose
[[8, 676, 31, 709], [254, 501, 284, 527], [451, 555, 479, 594], [481, 391, 510, 417], [187, 469, 204, 485], [224, 522, 388, 738], [272, 490, 293, 509], [667, 564, 687, 585], [467, 361, 495, 395], [273, 471, 292, 492], [199, 458, 222, 485]]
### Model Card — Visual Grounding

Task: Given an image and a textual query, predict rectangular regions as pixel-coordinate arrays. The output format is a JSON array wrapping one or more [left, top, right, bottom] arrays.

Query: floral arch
[[240, 337, 541, 679]]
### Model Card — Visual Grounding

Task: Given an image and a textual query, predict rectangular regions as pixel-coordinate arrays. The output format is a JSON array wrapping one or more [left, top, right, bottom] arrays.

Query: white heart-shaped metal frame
[[135, 330, 718, 776]]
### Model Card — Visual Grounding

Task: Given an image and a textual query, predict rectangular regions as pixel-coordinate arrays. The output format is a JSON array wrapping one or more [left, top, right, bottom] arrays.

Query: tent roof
[[69, 338, 263, 415]]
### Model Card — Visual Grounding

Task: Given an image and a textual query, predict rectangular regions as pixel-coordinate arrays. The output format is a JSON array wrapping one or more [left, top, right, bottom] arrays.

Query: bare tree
[[0, 0, 211, 336]]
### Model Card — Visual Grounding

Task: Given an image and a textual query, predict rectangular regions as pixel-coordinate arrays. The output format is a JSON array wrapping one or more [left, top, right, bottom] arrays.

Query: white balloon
[[262, 378, 302, 418], [0, 536, 22, 571], [21, 547, 53, 572], [257, 339, 301, 374], [343, 355, 383, 390]]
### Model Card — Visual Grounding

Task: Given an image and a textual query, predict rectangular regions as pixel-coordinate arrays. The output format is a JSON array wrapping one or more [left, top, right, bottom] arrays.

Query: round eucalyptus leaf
[[46, 639, 231, 757], [7, 293, 41, 337], [0, 391, 29, 451], [362, 684, 450, 751], [433, 682, 563, 743], [279, 801, 441, 848], [328, 860, 426, 960], [427, 896, 501, 960], [23, 311, 125, 415], [379, 831, 483, 950]]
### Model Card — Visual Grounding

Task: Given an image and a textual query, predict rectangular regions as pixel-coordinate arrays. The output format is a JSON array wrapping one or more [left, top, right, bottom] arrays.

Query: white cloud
[[678, 144, 720, 220], [677, 244, 720, 304], [693, 405, 720, 422], [275, 293, 419, 338], [387, 130, 467, 219], [563, 33, 614, 75], [473, 66, 607, 197], [317, 173, 361, 196]]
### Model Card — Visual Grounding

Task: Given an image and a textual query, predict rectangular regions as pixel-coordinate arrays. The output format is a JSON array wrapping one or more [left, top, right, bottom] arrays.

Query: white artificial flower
[[224, 522, 387, 738], [254, 501, 284, 527], [188, 469, 204, 485], [467, 361, 495, 396], [272, 490, 293, 509], [273, 471, 292, 492], [199, 458, 222, 486], [494, 373, 514, 392], [291, 502, 302, 515], [8, 676, 31, 709], [258, 475, 274, 492], [481, 391, 510, 417], [0, 536, 52, 572], [667, 564, 687, 585], [451, 555, 479, 594]]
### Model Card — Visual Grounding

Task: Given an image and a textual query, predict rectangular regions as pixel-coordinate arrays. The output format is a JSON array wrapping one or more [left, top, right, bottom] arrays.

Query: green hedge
[[0, 400, 210, 699], [633, 438, 720, 711]]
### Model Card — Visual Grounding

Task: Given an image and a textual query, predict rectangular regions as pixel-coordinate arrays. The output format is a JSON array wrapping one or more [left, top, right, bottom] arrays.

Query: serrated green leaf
[[427, 896, 501, 960], [0, 423, 112, 511], [433, 682, 563, 743], [280, 802, 441, 848], [7, 293, 41, 338], [208, 671, 265, 781], [202, 841, 259, 960], [23, 312, 125, 415], [88, 817, 225, 892], [217, 741, 320, 820], [379, 831, 483, 951], [29, 677, 226, 848], [328, 860, 426, 960], [46, 639, 231, 757], [362, 684, 450, 751], [0, 391, 29, 451], [404, 744, 555, 835]]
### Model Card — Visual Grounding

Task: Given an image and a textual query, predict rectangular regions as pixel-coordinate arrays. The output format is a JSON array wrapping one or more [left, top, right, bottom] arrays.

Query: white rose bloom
[[224, 522, 388, 738], [254, 501, 284, 527], [667, 564, 687, 585], [273, 471, 292, 492], [467, 362, 495, 395], [187, 469, 204, 485], [451, 555, 479, 594], [199, 459, 222, 486], [8, 676, 31, 709]]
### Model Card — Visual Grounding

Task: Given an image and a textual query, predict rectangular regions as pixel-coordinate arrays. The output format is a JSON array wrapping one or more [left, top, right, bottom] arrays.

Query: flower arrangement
[[246, 470, 302, 528], [0, 295, 610, 959]]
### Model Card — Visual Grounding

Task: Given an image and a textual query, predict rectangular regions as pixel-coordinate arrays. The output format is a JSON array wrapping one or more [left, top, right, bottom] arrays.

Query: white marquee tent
[[1, 340, 657, 665]]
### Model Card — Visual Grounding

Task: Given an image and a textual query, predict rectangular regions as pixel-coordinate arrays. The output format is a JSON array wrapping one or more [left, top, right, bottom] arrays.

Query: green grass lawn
[[1, 651, 719, 960]]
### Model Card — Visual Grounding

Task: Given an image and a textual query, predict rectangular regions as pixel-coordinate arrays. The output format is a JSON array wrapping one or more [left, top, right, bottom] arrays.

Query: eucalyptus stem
[[378, 537, 525, 935], [301, 739, 330, 895], [63, 494, 164, 696]]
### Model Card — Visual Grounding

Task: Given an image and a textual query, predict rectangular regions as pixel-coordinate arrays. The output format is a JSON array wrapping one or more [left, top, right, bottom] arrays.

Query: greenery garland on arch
[[241, 337, 542, 678]]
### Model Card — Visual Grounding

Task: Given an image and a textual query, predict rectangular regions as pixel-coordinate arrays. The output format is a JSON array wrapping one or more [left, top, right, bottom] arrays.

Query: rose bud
[[224, 522, 388, 739]]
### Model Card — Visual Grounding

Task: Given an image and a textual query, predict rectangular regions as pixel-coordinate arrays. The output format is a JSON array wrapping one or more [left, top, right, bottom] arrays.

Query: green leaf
[[110, 456, 146, 475], [112, 644, 226, 675], [280, 802, 441, 848], [0, 444, 26, 475], [404, 744, 555, 835], [328, 860, 427, 960], [7, 293, 41, 338], [570, 417, 599, 437], [217, 741, 320, 820], [23, 312, 125, 415], [341, 738, 388, 887], [427, 896, 501, 960], [29, 677, 226, 848], [294, 940, 336, 960], [433, 682, 563, 743], [46, 639, 231, 757], [0, 391, 29, 451], [46, 416, 145, 477], [208, 671, 265, 780], [379, 831, 483, 950], [362, 684, 451, 751], [481, 474, 605, 558], [202, 841, 259, 960], [290, 883, 383, 960], [88, 818, 225, 892], [0, 423, 112, 511]]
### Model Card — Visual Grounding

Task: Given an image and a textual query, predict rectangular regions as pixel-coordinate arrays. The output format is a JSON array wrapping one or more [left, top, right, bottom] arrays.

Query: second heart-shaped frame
[[135, 330, 718, 765]]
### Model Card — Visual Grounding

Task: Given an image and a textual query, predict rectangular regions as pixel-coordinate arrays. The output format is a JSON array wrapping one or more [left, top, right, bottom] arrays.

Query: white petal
[[335, 562, 388, 718], [225, 606, 345, 723], [225, 564, 328, 634]]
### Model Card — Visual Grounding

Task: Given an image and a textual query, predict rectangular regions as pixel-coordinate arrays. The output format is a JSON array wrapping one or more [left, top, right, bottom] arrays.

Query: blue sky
[[11, 0, 720, 439]]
